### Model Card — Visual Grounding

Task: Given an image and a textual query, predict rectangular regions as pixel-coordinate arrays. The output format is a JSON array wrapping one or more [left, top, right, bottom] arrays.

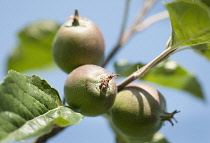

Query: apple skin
[[52, 17, 104, 73], [64, 65, 117, 117], [110, 82, 166, 138]]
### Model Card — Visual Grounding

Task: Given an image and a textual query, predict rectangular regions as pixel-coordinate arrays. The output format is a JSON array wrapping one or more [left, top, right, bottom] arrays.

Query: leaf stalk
[[117, 47, 175, 91]]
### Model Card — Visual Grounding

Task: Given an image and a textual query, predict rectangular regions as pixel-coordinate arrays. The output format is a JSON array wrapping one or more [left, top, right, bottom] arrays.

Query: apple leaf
[[166, 0, 210, 48], [7, 21, 60, 73], [0, 70, 83, 142], [116, 132, 169, 143], [149, 133, 169, 143], [114, 60, 204, 100], [130, 133, 169, 143], [201, 0, 210, 7], [114, 60, 144, 77], [191, 43, 210, 61]]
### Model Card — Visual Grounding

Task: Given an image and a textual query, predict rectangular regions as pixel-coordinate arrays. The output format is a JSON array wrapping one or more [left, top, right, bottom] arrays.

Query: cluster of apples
[[52, 10, 176, 139]]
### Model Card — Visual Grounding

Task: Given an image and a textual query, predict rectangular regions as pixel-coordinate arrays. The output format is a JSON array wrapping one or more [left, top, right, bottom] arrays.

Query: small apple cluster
[[52, 10, 178, 139]]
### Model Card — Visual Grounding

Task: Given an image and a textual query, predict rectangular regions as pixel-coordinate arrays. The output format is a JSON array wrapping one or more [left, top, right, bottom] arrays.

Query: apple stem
[[72, 9, 80, 26]]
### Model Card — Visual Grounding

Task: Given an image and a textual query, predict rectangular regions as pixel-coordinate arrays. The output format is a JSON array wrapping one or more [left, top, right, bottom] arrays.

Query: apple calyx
[[100, 74, 119, 91], [161, 110, 180, 126]]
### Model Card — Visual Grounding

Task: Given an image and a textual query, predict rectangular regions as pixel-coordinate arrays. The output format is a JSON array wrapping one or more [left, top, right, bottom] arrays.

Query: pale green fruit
[[110, 82, 166, 138], [64, 65, 117, 116], [52, 11, 104, 73]]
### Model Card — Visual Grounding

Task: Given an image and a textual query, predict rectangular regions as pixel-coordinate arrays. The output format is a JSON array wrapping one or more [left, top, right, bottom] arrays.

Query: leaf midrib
[[1, 106, 64, 142]]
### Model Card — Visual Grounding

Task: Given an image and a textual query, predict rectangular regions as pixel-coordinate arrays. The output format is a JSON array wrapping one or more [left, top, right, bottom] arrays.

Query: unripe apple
[[110, 82, 166, 138], [52, 10, 104, 73], [64, 64, 117, 117]]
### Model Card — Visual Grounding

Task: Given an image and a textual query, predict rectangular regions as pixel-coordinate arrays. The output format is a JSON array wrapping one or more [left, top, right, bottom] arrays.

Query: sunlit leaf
[[191, 43, 210, 61], [0, 70, 83, 142], [150, 133, 169, 143], [128, 133, 169, 143], [166, 0, 210, 48], [114, 60, 204, 100], [7, 21, 60, 72], [114, 60, 144, 77], [115, 129, 168, 143]]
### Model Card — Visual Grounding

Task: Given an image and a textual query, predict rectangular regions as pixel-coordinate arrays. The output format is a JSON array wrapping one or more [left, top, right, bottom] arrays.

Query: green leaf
[[0, 70, 83, 142], [114, 60, 204, 100], [201, 0, 210, 7], [166, 0, 210, 48], [115, 132, 169, 143], [149, 133, 169, 143], [114, 60, 144, 77], [191, 43, 210, 61], [128, 133, 169, 143], [7, 21, 60, 72]]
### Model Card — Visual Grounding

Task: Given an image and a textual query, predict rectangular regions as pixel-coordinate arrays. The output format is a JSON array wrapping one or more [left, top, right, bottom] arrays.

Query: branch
[[117, 47, 175, 91], [102, 0, 131, 67], [135, 10, 169, 32], [31, 126, 66, 143], [102, 0, 157, 67], [118, 0, 131, 41], [121, 0, 157, 44]]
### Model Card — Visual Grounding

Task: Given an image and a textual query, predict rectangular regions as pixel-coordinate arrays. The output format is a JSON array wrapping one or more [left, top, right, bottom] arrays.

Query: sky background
[[1, 0, 210, 143]]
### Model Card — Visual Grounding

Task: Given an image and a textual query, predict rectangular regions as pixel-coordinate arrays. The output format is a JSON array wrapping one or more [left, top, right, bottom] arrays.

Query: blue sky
[[1, 0, 210, 143]]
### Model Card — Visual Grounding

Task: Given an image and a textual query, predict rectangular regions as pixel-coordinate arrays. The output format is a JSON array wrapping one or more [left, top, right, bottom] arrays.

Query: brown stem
[[31, 126, 66, 143], [122, 0, 157, 44], [102, 0, 157, 67], [135, 10, 169, 31], [102, 0, 131, 67], [119, 0, 131, 39], [72, 9, 79, 26]]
